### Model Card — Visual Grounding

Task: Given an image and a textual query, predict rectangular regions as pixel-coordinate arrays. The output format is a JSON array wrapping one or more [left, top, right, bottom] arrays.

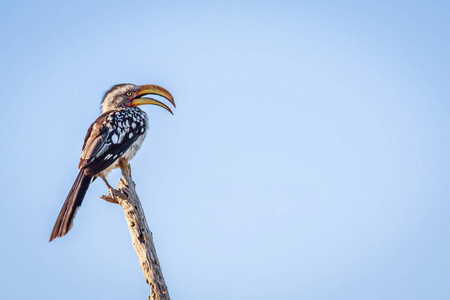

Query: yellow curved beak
[[131, 84, 175, 114]]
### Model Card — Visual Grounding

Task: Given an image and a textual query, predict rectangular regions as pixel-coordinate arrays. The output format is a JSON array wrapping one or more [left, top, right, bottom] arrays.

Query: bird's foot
[[100, 187, 122, 204]]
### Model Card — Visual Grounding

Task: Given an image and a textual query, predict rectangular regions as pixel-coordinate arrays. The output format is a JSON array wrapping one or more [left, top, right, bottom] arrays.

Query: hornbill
[[49, 83, 175, 242]]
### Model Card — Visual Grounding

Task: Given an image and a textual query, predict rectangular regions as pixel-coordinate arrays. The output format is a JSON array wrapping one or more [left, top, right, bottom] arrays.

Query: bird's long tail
[[49, 170, 92, 242]]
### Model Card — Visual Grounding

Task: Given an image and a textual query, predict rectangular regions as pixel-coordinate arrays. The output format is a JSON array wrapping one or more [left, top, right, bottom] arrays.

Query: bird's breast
[[98, 108, 148, 176]]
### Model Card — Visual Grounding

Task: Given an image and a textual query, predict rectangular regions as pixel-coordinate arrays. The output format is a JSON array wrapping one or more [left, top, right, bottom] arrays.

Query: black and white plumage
[[50, 83, 174, 242], [80, 106, 148, 177]]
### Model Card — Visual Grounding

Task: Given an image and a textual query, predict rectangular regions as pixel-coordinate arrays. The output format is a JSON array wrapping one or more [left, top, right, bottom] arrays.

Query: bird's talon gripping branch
[[110, 187, 123, 199], [119, 177, 127, 187], [100, 185, 124, 204], [49, 83, 175, 242]]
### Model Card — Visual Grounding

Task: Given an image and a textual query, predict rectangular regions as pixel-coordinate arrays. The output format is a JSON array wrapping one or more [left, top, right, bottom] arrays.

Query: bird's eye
[[126, 91, 133, 97]]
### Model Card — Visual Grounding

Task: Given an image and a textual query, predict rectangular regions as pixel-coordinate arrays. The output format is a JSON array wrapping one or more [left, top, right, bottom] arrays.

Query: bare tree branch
[[101, 159, 170, 300]]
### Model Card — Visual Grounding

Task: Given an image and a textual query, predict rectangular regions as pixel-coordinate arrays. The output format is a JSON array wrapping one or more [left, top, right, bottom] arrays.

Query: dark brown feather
[[49, 170, 92, 241]]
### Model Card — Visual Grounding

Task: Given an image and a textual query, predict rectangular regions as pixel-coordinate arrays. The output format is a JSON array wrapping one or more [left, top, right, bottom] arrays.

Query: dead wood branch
[[101, 159, 170, 300]]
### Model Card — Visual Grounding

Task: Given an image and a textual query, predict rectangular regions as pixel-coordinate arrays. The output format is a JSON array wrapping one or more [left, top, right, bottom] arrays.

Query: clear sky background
[[0, 0, 449, 299]]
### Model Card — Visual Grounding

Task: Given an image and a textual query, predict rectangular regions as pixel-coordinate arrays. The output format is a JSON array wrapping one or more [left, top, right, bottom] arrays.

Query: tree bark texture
[[101, 159, 170, 300]]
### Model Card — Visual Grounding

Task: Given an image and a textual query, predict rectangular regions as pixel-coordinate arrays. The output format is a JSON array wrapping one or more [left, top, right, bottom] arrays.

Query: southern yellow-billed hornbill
[[49, 83, 175, 242]]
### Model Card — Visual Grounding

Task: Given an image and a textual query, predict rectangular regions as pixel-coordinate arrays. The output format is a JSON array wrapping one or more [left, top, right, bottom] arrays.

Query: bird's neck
[[101, 106, 143, 115]]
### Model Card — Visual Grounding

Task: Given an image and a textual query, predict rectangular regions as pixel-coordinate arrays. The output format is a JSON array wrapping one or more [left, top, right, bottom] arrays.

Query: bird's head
[[101, 83, 175, 114]]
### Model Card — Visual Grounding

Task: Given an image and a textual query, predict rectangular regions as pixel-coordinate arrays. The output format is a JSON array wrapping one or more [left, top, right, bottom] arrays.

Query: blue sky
[[1, 0, 449, 299]]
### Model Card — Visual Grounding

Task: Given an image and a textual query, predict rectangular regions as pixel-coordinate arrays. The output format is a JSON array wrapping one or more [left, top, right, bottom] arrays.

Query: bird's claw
[[101, 187, 122, 204]]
